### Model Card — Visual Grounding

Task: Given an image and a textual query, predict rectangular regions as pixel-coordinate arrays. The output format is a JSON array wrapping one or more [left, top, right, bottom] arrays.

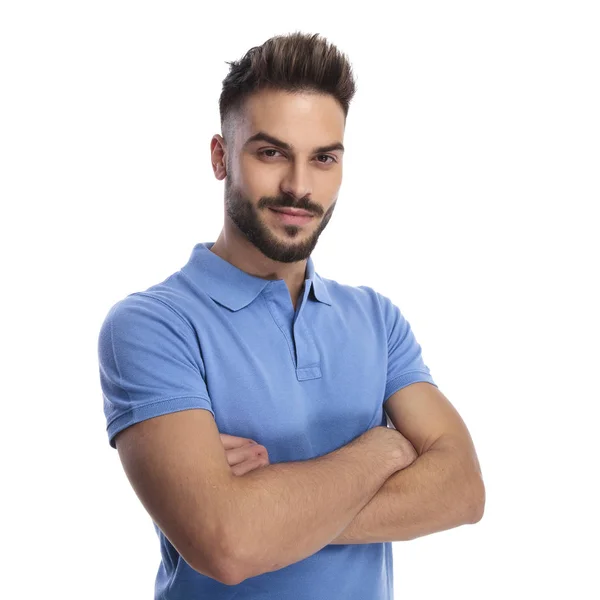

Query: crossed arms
[[222, 382, 485, 582], [115, 382, 484, 586], [330, 381, 485, 544]]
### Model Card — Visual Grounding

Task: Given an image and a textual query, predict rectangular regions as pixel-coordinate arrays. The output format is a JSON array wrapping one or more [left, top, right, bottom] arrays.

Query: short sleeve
[[377, 292, 438, 402], [98, 293, 214, 449]]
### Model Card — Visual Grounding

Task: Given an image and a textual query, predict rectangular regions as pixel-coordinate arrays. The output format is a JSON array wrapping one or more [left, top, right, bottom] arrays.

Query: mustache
[[262, 196, 321, 216]]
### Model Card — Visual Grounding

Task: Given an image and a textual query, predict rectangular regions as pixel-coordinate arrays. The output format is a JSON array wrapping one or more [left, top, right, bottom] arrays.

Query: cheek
[[321, 170, 343, 196], [239, 159, 278, 196]]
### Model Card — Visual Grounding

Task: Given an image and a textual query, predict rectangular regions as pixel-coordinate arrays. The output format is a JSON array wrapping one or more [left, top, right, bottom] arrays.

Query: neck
[[210, 228, 308, 309]]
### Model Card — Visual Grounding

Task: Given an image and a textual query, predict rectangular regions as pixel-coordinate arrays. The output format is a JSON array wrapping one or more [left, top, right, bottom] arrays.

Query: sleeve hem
[[107, 396, 214, 449], [384, 371, 438, 403]]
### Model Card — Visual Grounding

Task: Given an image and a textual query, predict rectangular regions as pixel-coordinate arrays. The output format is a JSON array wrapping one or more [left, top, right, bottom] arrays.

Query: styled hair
[[219, 31, 356, 140]]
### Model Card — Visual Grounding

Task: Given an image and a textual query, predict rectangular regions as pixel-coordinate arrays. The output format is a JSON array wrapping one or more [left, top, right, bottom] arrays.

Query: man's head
[[211, 32, 356, 264]]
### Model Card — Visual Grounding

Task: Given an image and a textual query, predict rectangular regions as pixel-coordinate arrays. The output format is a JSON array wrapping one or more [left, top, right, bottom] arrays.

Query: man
[[98, 31, 485, 599]]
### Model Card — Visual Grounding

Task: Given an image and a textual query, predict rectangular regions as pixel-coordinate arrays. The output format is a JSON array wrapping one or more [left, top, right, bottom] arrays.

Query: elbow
[[468, 475, 486, 523], [188, 478, 253, 585], [187, 519, 247, 586], [189, 543, 243, 586], [219, 517, 273, 584], [214, 559, 245, 587], [212, 548, 255, 587], [217, 530, 260, 585], [210, 517, 258, 586], [191, 477, 264, 585]]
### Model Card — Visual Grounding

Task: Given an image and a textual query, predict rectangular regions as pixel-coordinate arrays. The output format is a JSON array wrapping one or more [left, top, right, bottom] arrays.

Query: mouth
[[269, 207, 315, 226]]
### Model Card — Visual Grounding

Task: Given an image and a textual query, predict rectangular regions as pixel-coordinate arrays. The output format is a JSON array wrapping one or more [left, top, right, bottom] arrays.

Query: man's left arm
[[330, 382, 485, 544]]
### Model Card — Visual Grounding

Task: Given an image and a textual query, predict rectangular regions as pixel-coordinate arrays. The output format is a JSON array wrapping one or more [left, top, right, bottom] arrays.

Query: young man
[[98, 31, 485, 600]]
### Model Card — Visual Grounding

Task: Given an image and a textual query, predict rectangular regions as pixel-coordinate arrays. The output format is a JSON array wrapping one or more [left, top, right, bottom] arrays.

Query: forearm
[[330, 438, 485, 544], [224, 431, 398, 582]]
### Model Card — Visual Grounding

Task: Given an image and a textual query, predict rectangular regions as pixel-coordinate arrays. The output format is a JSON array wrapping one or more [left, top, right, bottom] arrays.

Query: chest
[[197, 301, 388, 463]]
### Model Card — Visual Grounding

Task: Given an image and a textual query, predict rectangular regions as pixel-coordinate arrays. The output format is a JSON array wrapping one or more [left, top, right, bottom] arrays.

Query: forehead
[[236, 89, 345, 148]]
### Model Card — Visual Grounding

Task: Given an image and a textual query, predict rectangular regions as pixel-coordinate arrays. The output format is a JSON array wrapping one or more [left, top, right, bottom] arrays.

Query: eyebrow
[[243, 131, 345, 155]]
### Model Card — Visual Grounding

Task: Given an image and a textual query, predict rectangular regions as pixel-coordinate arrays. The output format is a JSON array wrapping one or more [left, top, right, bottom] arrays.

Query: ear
[[210, 135, 227, 180]]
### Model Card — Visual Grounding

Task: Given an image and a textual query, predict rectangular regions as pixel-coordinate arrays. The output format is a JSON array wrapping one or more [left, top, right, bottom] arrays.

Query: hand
[[220, 433, 270, 476], [362, 426, 418, 472], [391, 428, 418, 470]]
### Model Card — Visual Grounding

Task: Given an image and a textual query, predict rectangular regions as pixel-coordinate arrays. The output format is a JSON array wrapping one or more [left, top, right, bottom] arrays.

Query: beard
[[223, 175, 336, 264]]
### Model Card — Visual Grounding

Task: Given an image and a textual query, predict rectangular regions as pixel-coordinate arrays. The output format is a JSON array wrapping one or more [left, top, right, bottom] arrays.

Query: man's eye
[[258, 149, 336, 164], [259, 149, 283, 158], [316, 155, 335, 164]]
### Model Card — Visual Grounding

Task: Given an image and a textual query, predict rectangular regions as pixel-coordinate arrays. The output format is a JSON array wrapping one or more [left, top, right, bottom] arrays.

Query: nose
[[279, 161, 312, 201]]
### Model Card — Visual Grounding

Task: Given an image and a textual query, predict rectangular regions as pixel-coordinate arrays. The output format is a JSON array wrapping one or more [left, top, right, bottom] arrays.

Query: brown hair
[[219, 31, 357, 139]]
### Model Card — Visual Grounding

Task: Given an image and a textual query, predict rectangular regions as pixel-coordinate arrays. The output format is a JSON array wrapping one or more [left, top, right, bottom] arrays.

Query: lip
[[269, 207, 315, 225]]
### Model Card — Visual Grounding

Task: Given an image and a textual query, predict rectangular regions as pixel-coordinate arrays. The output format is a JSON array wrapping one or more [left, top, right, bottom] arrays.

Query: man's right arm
[[104, 298, 405, 585], [222, 425, 405, 584], [114, 409, 406, 586]]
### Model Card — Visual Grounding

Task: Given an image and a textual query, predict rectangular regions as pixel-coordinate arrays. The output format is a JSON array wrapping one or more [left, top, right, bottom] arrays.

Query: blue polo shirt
[[98, 241, 437, 600]]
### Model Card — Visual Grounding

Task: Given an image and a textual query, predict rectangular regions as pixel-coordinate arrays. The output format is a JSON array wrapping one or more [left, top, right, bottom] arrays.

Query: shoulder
[[99, 291, 194, 349]]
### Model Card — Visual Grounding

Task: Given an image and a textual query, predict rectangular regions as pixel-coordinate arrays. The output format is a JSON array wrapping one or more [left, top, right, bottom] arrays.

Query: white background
[[1, 1, 598, 598]]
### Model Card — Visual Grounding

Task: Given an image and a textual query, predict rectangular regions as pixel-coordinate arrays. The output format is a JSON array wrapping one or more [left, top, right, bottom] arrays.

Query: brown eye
[[259, 149, 284, 159], [316, 155, 336, 165]]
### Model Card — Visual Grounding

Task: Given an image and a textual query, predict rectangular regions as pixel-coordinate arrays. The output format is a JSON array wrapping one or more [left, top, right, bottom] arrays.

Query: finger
[[220, 433, 257, 450], [231, 457, 262, 476], [220, 433, 256, 448], [231, 455, 269, 477], [225, 444, 266, 467]]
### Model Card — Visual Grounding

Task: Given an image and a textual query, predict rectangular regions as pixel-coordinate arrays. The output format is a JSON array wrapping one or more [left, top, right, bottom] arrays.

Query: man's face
[[223, 89, 345, 263]]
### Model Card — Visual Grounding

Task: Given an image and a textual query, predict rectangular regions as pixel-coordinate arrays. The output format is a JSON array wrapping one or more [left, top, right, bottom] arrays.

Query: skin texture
[[220, 431, 418, 479], [210, 89, 345, 309], [220, 433, 270, 477]]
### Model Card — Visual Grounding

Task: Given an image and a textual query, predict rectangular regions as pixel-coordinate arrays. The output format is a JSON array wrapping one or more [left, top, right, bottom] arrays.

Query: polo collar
[[180, 242, 332, 312]]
